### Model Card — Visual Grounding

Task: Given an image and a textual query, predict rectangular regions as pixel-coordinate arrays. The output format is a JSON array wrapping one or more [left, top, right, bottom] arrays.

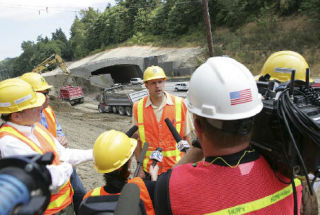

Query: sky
[[0, 0, 115, 61]]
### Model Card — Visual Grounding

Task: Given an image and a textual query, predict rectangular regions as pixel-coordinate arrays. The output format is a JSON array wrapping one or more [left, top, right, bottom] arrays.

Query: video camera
[[0, 152, 53, 215], [252, 69, 320, 190]]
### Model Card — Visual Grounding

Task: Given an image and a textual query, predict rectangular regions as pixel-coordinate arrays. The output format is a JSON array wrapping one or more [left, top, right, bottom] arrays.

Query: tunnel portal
[[91, 64, 142, 84]]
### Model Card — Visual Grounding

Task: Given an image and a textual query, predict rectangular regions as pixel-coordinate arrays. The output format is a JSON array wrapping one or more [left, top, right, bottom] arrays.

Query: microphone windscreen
[[114, 183, 140, 215]]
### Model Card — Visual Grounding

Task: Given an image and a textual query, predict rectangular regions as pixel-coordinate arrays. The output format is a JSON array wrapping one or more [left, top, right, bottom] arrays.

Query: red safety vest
[[169, 156, 302, 215], [133, 95, 187, 174], [83, 177, 155, 215], [43, 106, 57, 137], [0, 123, 73, 215]]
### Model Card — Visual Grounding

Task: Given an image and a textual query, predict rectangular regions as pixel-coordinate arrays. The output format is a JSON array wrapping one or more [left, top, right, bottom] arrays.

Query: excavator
[[31, 54, 84, 105]]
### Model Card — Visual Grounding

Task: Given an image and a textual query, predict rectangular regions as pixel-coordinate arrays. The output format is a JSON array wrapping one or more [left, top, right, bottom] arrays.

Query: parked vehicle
[[98, 85, 148, 116], [174, 82, 189, 91], [130, 78, 143, 85]]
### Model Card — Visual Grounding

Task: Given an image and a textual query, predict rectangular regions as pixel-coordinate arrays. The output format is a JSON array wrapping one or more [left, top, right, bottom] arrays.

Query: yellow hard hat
[[258, 51, 313, 82], [93, 130, 137, 173], [143, 66, 167, 82], [20, 72, 52, 92], [0, 78, 45, 114]]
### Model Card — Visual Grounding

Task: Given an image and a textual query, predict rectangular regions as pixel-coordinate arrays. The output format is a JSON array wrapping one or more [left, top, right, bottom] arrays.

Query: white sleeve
[[52, 135, 93, 166], [59, 148, 93, 166], [46, 162, 73, 192]]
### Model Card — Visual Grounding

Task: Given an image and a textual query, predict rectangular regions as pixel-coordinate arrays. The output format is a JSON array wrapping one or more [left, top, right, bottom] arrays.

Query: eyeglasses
[[39, 90, 50, 96]]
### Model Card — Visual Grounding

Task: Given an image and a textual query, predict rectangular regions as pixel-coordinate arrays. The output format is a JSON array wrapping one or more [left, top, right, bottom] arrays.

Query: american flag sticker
[[229, 89, 252, 106]]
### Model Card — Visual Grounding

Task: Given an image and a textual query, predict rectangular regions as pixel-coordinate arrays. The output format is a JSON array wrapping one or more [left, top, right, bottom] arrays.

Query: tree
[[52, 28, 68, 44], [70, 17, 88, 59], [166, 0, 202, 37]]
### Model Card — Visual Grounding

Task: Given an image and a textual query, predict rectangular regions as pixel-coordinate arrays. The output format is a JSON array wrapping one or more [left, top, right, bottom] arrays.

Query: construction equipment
[[31, 54, 84, 105], [98, 84, 148, 116], [252, 69, 320, 194]]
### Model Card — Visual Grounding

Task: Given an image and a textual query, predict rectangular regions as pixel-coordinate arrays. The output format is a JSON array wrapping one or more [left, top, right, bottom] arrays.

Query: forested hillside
[[1, 0, 320, 80]]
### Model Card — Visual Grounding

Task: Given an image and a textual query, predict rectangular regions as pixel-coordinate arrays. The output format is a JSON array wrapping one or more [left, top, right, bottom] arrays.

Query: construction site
[[38, 45, 202, 191], [1, 45, 320, 214]]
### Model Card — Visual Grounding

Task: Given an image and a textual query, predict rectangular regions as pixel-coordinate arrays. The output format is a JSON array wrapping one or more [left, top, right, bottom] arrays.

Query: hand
[[149, 165, 159, 181], [137, 166, 145, 178], [57, 136, 68, 147], [132, 132, 139, 140]]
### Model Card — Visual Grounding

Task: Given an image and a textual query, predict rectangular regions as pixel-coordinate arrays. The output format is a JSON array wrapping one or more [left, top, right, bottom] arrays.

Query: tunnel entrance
[[91, 64, 142, 84]]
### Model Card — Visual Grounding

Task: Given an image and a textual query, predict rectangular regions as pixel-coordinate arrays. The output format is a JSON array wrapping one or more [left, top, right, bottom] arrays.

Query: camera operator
[[0, 78, 93, 215], [154, 56, 303, 214], [254, 50, 319, 215]]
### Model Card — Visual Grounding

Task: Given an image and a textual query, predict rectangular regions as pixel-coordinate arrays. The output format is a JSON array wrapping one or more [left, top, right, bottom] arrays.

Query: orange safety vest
[[133, 95, 187, 174], [83, 178, 155, 215], [43, 106, 57, 137], [0, 123, 73, 215], [168, 156, 302, 215]]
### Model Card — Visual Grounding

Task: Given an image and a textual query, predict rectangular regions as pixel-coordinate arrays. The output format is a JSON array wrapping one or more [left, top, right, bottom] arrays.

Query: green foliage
[[70, 17, 89, 59], [166, 0, 202, 37], [301, 0, 320, 24]]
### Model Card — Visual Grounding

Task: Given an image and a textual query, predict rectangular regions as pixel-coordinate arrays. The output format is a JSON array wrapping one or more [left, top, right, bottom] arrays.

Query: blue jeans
[[70, 168, 86, 215]]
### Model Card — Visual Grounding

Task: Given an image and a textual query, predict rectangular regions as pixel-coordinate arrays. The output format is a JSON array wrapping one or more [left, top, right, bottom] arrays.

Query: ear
[[11, 112, 21, 123], [194, 117, 207, 147], [144, 81, 149, 89], [194, 117, 203, 137]]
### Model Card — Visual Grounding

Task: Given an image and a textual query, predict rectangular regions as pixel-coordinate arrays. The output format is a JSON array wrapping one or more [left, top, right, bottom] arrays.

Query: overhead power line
[[0, 2, 105, 13]]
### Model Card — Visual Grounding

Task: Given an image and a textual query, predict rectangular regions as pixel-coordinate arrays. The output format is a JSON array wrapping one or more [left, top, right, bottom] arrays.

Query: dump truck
[[98, 84, 148, 116], [32, 54, 84, 105], [59, 85, 84, 105]]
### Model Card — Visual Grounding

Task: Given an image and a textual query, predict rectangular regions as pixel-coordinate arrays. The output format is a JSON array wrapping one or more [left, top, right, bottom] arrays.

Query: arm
[[46, 162, 73, 193], [54, 113, 68, 147], [132, 111, 145, 178], [149, 165, 160, 181], [56, 120, 65, 137], [54, 137, 93, 166], [174, 146, 203, 167], [0, 135, 73, 192]]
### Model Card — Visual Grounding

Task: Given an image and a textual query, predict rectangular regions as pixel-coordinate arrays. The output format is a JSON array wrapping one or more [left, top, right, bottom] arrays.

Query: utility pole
[[201, 0, 214, 57]]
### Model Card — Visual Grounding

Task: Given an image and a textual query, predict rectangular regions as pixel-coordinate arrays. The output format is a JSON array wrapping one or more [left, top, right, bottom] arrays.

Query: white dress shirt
[[0, 122, 93, 191]]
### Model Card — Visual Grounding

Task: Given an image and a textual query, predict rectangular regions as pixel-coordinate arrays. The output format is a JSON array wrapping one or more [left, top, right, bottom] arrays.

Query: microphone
[[125, 125, 138, 137], [165, 118, 182, 142], [164, 118, 190, 152], [114, 183, 140, 215], [150, 147, 163, 167], [134, 142, 149, 177]]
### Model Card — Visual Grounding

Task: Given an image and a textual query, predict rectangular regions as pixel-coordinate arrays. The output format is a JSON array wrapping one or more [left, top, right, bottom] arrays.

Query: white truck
[[98, 84, 148, 116]]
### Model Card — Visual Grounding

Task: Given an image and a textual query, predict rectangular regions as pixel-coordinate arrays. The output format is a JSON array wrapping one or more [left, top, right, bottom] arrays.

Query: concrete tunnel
[[91, 64, 143, 84]]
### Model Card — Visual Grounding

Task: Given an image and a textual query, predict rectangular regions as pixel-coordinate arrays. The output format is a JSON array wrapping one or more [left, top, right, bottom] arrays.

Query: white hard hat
[[185, 56, 263, 120]]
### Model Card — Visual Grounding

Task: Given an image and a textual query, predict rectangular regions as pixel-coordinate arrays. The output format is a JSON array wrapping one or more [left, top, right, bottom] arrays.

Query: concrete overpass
[[68, 46, 203, 86]]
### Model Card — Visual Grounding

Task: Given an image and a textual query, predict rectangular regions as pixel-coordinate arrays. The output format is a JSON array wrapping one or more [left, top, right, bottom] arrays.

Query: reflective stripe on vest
[[136, 95, 184, 173], [83, 187, 111, 200], [45, 180, 74, 214], [43, 106, 57, 137], [0, 123, 59, 164], [205, 179, 302, 215], [129, 177, 155, 215], [0, 123, 73, 214]]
